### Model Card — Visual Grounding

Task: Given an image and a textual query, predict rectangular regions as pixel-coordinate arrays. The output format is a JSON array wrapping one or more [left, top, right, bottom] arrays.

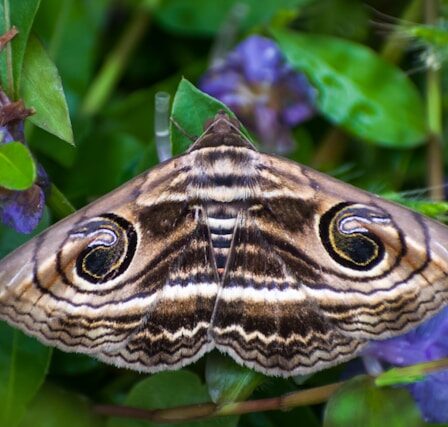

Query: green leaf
[[0, 323, 52, 427], [323, 376, 425, 427], [0, 141, 36, 190], [107, 370, 238, 427], [155, 0, 310, 35], [18, 383, 105, 427], [0, 0, 41, 97], [205, 352, 266, 404], [170, 78, 243, 155], [273, 29, 427, 147], [21, 35, 74, 145]]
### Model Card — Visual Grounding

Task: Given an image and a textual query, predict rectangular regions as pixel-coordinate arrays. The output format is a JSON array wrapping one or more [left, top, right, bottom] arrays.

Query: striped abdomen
[[206, 203, 240, 276]]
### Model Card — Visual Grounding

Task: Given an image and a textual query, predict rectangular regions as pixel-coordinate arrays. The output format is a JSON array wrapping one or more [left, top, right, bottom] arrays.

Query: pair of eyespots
[[72, 202, 391, 284]]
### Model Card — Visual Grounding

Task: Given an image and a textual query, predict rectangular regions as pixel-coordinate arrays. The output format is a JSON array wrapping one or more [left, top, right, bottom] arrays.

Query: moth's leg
[[170, 117, 198, 142]]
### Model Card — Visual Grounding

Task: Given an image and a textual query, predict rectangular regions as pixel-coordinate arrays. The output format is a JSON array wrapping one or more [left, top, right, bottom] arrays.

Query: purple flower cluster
[[366, 306, 448, 423], [0, 92, 48, 233], [200, 35, 315, 153]]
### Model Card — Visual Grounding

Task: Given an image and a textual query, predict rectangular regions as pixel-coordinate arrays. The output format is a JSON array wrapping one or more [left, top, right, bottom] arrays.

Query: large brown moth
[[0, 111, 447, 377]]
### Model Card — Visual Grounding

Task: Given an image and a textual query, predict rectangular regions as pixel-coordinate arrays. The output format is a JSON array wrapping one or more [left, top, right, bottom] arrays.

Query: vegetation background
[[0, 0, 448, 426]]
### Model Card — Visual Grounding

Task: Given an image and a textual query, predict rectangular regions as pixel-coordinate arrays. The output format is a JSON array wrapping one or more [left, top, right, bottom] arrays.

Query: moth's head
[[189, 111, 257, 151], [203, 110, 241, 134]]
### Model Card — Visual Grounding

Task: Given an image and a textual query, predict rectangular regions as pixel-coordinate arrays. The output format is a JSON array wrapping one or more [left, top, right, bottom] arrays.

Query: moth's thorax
[[187, 145, 260, 202]]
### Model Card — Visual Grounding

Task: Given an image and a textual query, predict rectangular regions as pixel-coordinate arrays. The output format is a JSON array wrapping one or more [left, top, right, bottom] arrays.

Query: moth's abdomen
[[206, 203, 239, 276]]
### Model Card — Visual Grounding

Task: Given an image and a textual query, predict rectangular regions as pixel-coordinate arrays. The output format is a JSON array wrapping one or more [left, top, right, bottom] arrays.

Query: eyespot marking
[[319, 202, 390, 270], [72, 213, 137, 283]]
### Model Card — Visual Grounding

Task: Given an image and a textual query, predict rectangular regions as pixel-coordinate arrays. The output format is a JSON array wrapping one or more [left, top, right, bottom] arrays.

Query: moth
[[0, 111, 447, 377]]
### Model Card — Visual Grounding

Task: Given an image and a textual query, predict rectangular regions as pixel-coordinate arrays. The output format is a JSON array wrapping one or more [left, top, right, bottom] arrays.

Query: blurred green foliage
[[323, 376, 425, 427], [0, 0, 448, 426]]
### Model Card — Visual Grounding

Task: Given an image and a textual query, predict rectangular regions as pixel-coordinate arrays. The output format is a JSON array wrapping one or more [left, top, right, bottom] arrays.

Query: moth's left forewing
[[261, 155, 448, 341], [0, 156, 218, 372]]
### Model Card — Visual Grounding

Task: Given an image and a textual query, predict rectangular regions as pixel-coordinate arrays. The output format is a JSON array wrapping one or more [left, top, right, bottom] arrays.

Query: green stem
[[2, 0, 14, 97], [425, 0, 444, 201], [95, 354, 448, 424], [375, 357, 448, 387], [80, 9, 151, 116], [380, 0, 423, 63], [48, 0, 73, 60], [95, 381, 344, 423], [311, 128, 347, 170], [46, 183, 75, 220]]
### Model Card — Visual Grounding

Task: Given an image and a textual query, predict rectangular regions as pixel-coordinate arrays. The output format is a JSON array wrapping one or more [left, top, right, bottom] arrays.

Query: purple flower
[[365, 307, 448, 423], [200, 35, 315, 153], [0, 91, 48, 234]]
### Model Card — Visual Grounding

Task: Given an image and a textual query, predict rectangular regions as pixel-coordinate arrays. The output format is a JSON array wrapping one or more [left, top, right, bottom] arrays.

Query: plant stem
[[2, 0, 13, 97], [0, 26, 17, 51], [95, 354, 448, 424], [311, 128, 347, 170], [80, 9, 151, 117], [375, 357, 448, 386], [46, 183, 75, 219], [380, 0, 423, 63], [48, 0, 73, 60], [425, 0, 444, 201], [95, 381, 344, 423]]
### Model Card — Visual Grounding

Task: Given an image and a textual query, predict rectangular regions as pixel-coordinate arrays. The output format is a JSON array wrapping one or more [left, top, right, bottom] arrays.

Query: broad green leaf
[[0, 0, 41, 97], [18, 383, 105, 427], [171, 78, 245, 155], [21, 35, 74, 145], [0, 323, 52, 427], [205, 352, 266, 404], [107, 370, 238, 427], [323, 376, 425, 427], [155, 0, 310, 35], [0, 141, 36, 190], [273, 29, 427, 147]]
